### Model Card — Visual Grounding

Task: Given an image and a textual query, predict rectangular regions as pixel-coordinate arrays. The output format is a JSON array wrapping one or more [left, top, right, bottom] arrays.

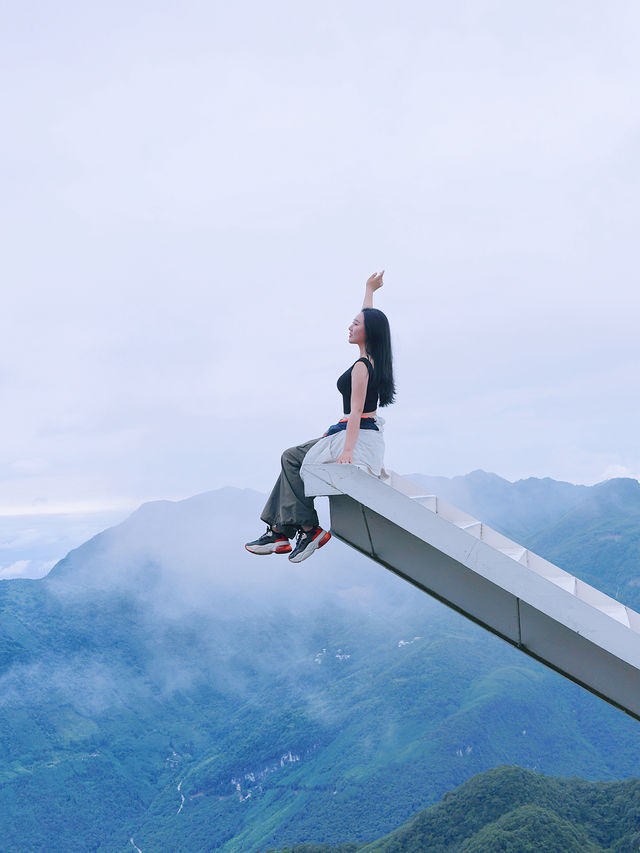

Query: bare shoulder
[[352, 360, 371, 383]]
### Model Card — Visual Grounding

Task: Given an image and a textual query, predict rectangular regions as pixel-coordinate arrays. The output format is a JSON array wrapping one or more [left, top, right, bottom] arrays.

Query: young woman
[[245, 271, 396, 563]]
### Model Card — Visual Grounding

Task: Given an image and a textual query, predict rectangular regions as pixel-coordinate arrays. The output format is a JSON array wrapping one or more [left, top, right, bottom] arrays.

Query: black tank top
[[337, 357, 379, 415]]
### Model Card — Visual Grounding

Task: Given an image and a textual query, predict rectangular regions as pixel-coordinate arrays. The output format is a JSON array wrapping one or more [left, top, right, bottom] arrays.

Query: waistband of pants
[[323, 416, 379, 437]]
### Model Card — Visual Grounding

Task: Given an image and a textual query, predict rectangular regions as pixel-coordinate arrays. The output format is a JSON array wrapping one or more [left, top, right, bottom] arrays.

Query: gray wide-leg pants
[[260, 438, 321, 539]]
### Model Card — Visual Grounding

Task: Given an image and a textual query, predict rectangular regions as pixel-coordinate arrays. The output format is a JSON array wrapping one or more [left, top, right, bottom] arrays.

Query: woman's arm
[[362, 271, 384, 309], [337, 362, 370, 464]]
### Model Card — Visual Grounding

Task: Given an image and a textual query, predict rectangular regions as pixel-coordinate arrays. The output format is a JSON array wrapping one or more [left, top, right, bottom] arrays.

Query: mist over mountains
[[1, 471, 639, 851], [0, 507, 129, 580]]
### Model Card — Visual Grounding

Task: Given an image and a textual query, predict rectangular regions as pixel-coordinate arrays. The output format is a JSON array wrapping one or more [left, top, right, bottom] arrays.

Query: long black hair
[[362, 307, 396, 407]]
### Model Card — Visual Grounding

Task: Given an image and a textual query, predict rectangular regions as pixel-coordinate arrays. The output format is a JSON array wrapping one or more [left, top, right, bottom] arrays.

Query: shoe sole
[[288, 530, 331, 563], [245, 542, 292, 555]]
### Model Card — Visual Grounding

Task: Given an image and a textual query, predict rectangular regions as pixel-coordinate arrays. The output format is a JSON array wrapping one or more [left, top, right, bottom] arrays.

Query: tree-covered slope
[[270, 766, 640, 852]]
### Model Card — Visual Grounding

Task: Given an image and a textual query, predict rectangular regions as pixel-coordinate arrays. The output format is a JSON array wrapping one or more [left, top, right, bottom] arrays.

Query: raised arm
[[362, 271, 384, 309]]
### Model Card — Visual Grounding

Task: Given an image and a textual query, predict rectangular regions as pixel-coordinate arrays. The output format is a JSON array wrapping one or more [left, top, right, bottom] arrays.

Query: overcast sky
[[2, 0, 640, 538]]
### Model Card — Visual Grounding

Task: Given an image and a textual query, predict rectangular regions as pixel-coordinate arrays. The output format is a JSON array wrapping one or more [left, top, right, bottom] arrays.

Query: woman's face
[[348, 312, 366, 346]]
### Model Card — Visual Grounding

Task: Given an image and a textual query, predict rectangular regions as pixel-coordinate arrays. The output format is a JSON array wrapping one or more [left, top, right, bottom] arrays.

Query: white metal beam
[[303, 463, 640, 722]]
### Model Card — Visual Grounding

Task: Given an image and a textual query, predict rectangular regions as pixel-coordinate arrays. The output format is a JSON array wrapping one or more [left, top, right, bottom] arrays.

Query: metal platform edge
[[302, 462, 640, 722]]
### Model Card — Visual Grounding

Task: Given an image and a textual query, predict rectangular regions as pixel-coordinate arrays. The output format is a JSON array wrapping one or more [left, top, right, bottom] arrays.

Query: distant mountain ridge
[[0, 474, 639, 851], [407, 469, 592, 541]]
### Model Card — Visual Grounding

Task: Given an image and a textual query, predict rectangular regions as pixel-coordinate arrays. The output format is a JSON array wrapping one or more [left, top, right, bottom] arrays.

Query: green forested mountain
[[0, 476, 639, 851], [270, 766, 640, 852]]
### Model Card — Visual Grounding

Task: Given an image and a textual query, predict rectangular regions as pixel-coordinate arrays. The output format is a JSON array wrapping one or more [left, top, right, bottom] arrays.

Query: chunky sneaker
[[288, 526, 331, 563], [245, 526, 292, 555]]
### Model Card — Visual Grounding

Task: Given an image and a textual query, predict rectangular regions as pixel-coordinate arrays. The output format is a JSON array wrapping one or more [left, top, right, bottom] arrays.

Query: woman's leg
[[260, 438, 321, 539]]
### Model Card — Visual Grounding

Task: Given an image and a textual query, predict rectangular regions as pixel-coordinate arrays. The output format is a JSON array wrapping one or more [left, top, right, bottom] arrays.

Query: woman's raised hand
[[363, 270, 384, 309], [366, 271, 384, 292]]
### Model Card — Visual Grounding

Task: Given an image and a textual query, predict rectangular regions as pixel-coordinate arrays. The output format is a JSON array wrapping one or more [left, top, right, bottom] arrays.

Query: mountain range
[[1, 471, 639, 851]]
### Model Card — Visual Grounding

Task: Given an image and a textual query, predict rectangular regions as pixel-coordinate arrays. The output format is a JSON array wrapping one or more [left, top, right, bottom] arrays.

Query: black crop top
[[337, 357, 379, 415]]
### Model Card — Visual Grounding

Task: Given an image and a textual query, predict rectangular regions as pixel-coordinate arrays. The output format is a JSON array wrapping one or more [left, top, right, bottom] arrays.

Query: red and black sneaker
[[288, 526, 331, 563], [245, 526, 292, 555]]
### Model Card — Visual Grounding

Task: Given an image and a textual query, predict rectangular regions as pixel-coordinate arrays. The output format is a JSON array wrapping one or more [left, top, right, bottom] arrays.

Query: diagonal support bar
[[303, 462, 640, 722]]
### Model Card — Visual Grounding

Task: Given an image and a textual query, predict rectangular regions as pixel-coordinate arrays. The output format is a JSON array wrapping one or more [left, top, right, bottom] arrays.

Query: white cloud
[[0, 500, 137, 517], [598, 464, 640, 484], [2, 0, 640, 507], [0, 560, 33, 580], [7, 458, 48, 476]]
